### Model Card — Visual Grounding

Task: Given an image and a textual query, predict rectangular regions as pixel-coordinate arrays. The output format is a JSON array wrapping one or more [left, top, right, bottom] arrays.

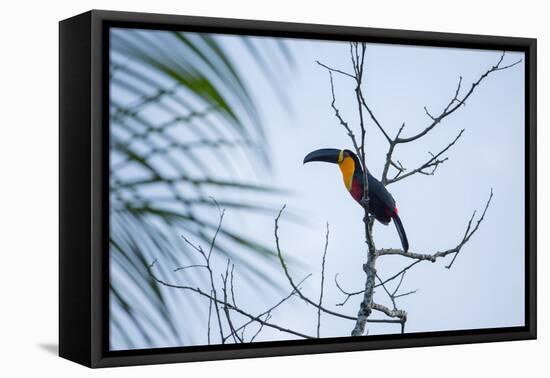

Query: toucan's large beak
[[303, 148, 341, 164]]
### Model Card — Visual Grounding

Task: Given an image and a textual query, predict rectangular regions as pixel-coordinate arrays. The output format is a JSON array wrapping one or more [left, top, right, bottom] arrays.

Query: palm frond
[[109, 28, 296, 350]]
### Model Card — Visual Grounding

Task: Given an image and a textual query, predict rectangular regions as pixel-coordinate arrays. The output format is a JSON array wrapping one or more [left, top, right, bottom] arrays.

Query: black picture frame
[[59, 9, 537, 368]]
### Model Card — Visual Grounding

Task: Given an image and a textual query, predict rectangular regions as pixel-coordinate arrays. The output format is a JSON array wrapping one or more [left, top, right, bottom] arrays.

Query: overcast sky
[[110, 29, 525, 349]]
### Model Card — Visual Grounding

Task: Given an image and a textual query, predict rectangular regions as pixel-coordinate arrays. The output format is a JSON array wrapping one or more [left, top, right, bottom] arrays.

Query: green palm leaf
[[109, 28, 295, 349]]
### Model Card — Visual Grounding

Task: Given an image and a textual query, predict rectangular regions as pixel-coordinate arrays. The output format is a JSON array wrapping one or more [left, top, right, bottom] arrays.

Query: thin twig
[[207, 290, 213, 344], [316, 60, 355, 79], [446, 188, 494, 268], [395, 52, 522, 144], [173, 264, 207, 272], [317, 223, 330, 338], [334, 273, 364, 306], [358, 90, 392, 144], [275, 206, 357, 321], [386, 129, 465, 184], [223, 274, 312, 342], [221, 259, 242, 343], [148, 260, 315, 339], [325, 71, 362, 158], [377, 188, 494, 269], [207, 197, 225, 261]]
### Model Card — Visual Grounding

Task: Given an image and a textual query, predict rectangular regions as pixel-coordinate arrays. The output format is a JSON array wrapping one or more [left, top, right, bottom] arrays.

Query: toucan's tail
[[393, 214, 409, 252]]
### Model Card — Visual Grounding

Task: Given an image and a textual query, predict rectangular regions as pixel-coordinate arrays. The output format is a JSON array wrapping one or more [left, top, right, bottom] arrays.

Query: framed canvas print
[[59, 10, 536, 368]]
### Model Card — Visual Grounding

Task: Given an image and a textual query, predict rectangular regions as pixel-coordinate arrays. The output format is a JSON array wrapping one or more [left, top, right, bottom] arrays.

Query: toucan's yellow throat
[[338, 150, 355, 191]]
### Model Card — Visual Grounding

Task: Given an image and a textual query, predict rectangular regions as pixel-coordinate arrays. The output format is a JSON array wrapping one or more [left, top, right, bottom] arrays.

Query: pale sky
[[110, 28, 525, 350]]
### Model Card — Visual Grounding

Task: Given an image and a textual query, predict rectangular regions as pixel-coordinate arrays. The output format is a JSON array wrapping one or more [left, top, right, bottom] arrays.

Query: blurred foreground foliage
[[109, 29, 295, 349]]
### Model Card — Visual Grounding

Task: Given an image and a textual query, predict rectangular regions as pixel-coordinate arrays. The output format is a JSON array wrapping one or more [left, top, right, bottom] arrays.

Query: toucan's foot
[[360, 197, 370, 208]]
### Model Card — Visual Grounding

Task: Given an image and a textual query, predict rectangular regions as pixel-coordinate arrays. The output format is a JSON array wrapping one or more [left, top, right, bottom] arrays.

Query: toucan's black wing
[[366, 171, 395, 224], [366, 172, 395, 208], [366, 171, 408, 251]]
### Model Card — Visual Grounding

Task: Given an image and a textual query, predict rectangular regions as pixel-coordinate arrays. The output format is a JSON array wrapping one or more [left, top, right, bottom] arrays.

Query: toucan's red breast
[[349, 177, 363, 203]]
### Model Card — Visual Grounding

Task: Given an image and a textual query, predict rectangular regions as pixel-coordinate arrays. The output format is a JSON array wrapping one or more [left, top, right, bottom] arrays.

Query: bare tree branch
[[358, 90, 392, 144], [378, 52, 521, 185], [223, 274, 312, 343], [275, 206, 357, 322], [324, 70, 363, 159], [394, 289, 418, 299], [445, 188, 494, 268], [315, 60, 355, 79], [386, 129, 465, 185], [376, 274, 399, 311], [395, 52, 521, 144], [173, 264, 207, 272], [372, 303, 407, 333], [179, 201, 226, 343], [148, 260, 315, 340], [377, 188, 493, 269], [230, 264, 238, 308], [250, 314, 272, 342], [381, 124, 406, 184], [334, 273, 364, 307], [317, 223, 330, 338], [221, 259, 243, 343], [379, 260, 424, 289], [207, 290, 213, 344]]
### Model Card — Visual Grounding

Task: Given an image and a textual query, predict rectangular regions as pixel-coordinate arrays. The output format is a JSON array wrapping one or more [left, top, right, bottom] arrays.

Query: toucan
[[303, 148, 409, 252]]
